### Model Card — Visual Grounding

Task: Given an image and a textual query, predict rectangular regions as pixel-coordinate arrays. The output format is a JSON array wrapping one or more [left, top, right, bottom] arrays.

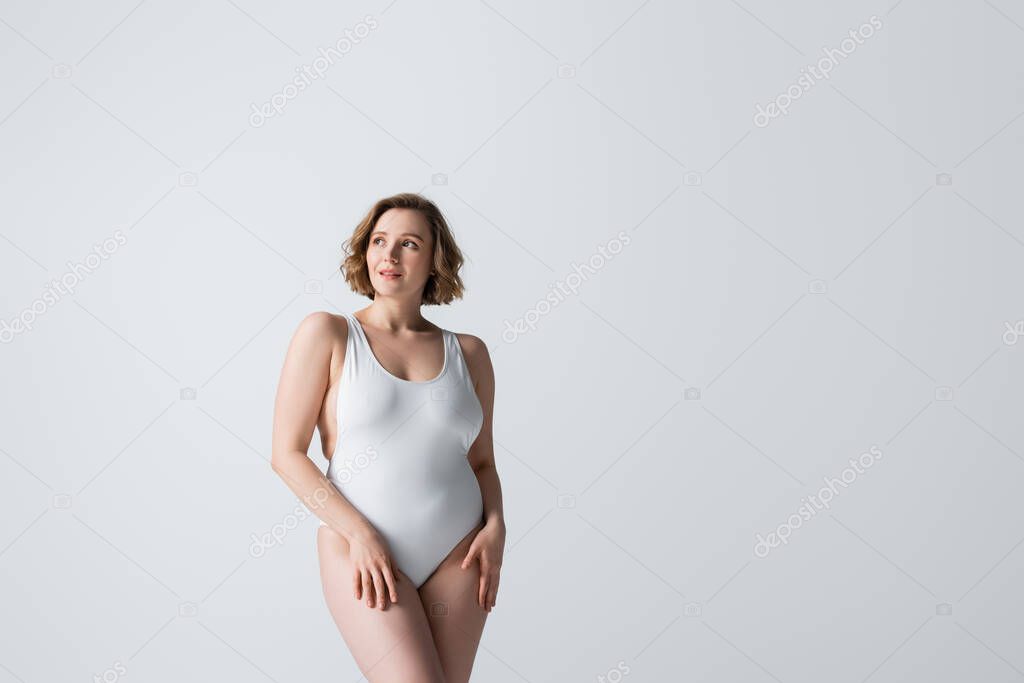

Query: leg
[[317, 525, 447, 683], [418, 522, 490, 683]]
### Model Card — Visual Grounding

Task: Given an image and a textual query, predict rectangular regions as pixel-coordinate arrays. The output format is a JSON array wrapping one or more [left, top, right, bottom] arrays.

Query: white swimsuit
[[321, 312, 484, 588]]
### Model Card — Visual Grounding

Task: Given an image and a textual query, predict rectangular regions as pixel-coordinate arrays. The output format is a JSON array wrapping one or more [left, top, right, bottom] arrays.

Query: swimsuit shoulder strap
[[341, 312, 371, 376], [444, 328, 475, 386]]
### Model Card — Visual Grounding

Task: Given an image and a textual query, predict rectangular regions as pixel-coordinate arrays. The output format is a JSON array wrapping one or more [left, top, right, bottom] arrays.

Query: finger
[[491, 567, 502, 606], [361, 570, 374, 608], [461, 543, 477, 570], [485, 579, 493, 611], [353, 569, 362, 600], [486, 580, 498, 611], [371, 568, 386, 610], [381, 562, 399, 603], [491, 574, 500, 606], [478, 575, 487, 608]]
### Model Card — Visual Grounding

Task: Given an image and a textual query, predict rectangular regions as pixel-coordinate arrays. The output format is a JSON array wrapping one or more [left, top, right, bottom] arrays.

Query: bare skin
[[316, 520, 488, 682], [271, 207, 505, 681]]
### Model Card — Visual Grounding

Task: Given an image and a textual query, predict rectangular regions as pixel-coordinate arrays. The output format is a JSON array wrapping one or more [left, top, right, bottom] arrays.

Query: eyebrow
[[371, 231, 424, 240]]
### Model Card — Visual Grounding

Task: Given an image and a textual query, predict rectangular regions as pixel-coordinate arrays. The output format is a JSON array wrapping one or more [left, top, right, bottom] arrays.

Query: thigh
[[417, 522, 490, 683], [316, 525, 446, 683]]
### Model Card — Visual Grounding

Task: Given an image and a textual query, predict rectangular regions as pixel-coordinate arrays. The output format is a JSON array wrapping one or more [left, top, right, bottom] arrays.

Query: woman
[[270, 193, 505, 682]]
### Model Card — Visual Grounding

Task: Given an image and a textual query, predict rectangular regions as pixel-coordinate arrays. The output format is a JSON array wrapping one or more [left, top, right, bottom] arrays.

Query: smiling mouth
[[379, 271, 402, 278]]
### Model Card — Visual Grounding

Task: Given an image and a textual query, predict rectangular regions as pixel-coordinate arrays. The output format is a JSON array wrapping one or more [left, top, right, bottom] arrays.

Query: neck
[[359, 297, 430, 332]]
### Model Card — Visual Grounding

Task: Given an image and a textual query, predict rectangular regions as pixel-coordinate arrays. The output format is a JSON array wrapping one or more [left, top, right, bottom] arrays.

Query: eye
[[402, 239, 418, 248]]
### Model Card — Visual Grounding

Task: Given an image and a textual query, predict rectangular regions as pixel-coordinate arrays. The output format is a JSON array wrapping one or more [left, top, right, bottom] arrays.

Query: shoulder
[[453, 332, 494, 398], [290, 311, 349, 349], [453, 332, 493, 375], [453, 332, 489, 359]]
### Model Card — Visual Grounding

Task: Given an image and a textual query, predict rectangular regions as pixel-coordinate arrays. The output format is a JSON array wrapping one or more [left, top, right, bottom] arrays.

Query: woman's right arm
[[270, 311, 375, 544], [271, 312, 400, 609]]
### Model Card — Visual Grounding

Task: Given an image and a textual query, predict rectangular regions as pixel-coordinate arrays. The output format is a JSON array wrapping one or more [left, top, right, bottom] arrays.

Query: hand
[[347, 532, 399, 611], [460, 518, 505, 612]]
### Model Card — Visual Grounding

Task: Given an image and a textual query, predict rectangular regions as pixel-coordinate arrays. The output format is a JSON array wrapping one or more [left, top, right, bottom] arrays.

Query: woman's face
[[365, 208, 435, 299]]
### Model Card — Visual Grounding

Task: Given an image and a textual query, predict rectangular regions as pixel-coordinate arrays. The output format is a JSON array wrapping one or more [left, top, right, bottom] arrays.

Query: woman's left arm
[[459, 335, 505, 613]]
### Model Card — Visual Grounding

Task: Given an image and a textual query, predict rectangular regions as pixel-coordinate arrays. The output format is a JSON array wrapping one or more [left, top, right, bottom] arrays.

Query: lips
[[379, 270, 402, 278]]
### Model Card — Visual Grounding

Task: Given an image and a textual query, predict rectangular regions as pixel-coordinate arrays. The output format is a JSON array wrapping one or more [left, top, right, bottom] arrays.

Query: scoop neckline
[[348, 312, 448, 384]]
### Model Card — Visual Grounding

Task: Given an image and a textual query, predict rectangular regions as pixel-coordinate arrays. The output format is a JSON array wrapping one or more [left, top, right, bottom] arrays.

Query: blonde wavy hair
[[340, 193, 466, 305]]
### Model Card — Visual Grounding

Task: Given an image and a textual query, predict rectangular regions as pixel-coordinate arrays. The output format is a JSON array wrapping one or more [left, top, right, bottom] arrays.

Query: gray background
[[1, 0, 1023, 681]]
